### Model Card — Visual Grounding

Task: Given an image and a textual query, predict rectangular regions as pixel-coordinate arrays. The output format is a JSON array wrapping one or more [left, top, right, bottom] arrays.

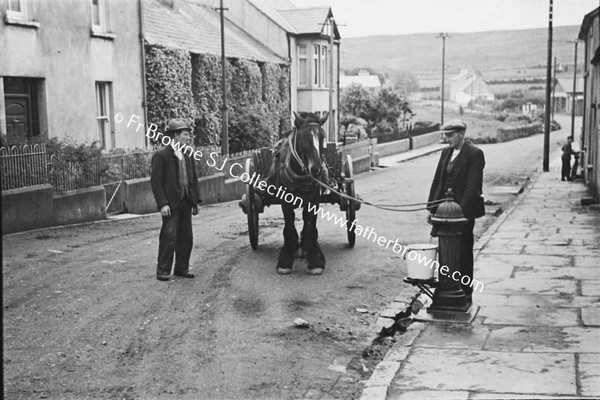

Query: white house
[[447, 69, 495, 106], [340, 70, 381, 93]]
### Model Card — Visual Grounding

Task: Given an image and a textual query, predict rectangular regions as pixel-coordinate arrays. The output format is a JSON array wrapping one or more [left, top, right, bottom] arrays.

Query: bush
[[228, 104, 276, 153]]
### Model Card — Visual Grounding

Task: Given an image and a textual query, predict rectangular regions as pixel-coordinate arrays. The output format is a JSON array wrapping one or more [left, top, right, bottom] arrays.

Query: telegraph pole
[[569, 39, 579, 138], [329, 17, 335, 142], [551, 57, 557, 122], [438, 33, 450, 125], [543, 0, 553, 172], [218, 0, 229, 156]]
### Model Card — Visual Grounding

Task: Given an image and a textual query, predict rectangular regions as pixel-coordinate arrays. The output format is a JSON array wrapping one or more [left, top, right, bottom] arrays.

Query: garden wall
[[2, 185, 106, 234], [497, 122, 543, 142]]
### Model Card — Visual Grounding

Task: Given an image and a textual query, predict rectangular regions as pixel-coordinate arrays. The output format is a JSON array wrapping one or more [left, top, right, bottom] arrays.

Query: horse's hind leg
[[302, 201, 326, 274], [277, 203, 299, 274]]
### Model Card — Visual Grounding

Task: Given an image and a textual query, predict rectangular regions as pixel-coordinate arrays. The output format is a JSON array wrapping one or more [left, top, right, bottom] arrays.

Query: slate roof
[[248, 0, 297, 33], [556, 77, 584, 94], [143, 0, 287, 64], [278, 7, 331, 35]]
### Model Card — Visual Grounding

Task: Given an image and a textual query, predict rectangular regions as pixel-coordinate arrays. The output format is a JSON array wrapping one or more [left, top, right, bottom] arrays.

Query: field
[[410, 101, 535, 143]]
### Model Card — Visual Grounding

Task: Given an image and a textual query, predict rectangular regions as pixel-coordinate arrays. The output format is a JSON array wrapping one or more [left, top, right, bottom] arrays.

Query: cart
[[239, 143, 361, 250]]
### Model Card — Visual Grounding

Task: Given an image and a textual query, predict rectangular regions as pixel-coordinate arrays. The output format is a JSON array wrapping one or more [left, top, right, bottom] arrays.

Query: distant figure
[[561, 136, 574, 182]]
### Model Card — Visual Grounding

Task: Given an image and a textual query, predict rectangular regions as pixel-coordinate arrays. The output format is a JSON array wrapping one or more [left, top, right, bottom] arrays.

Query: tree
[[340, 83, 375, 121]]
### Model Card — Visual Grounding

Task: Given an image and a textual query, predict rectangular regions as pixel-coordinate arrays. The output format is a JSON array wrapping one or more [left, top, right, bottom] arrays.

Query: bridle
[[288, 122, 323, 177]]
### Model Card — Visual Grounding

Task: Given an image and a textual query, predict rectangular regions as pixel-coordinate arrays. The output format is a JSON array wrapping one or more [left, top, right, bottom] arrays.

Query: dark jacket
[[428, 142, 485, 220], [151, 145, 201, 211], [561, 142, 573, 160]]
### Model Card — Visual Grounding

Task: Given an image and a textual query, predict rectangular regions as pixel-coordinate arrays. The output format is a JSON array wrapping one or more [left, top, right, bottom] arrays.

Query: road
[[2, 115, 577, 400]]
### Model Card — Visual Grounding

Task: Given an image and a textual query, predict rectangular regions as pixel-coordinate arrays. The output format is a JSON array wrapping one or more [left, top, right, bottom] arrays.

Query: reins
[[310, 175, 448, 213]]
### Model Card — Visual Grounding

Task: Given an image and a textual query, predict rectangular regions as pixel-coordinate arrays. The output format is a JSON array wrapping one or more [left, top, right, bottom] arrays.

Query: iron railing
[[1, 144, 273, 193], [1, 144, 49, 190]]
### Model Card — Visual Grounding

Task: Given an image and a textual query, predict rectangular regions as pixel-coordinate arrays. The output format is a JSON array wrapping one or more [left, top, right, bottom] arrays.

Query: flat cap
[[441, 119, 467, 133], [165, 118, 192, 133]]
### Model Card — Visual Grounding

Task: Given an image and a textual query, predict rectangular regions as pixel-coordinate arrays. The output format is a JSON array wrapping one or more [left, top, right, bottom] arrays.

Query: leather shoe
[[174, 271, 195, 278], [157, 274, 170, 281]]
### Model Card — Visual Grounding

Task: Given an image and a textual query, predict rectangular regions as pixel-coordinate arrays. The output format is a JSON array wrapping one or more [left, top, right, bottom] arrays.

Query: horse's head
[[291, 111, 328, 177]]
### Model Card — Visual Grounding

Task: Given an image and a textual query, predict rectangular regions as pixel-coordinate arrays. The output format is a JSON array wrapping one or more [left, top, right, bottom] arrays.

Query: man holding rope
[[427, 120, 485, 304]]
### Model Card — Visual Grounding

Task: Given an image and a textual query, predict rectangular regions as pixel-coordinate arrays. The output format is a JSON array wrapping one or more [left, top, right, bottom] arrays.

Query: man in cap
[[427, 119, 485, 304], [151, 118, 202, 281]]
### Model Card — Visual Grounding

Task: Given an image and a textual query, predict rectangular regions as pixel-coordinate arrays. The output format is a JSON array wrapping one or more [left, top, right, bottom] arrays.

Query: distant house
[[578, 6, 600, 200], [340, 70, 381, 93], [0, 0, 145, 149], [447, 69, 495, 106], [557, 77, 584, 116]]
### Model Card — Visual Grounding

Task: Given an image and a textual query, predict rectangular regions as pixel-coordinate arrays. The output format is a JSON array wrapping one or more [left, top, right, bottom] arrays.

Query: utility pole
[[438, 33, 450, 125], [329, 17, 335, 142], [543, 0, 553, 172], [551, 57, 557, 122], [218, 0, 229, 156], [569, 39, 579, 138]]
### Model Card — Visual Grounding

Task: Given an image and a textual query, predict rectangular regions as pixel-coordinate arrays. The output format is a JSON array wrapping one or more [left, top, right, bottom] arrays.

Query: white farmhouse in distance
[[447, 69, 495, 106], [340, 70, 382, 93]]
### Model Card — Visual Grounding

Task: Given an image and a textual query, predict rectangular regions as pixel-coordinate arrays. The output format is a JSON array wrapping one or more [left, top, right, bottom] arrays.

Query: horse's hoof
[[308, 268, 323, 275], [277, 268, 292, 275]]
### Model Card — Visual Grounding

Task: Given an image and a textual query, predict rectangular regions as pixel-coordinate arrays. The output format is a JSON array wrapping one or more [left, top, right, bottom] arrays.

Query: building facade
[[0, 0, 146, 149], [579, 6, 600, 201]]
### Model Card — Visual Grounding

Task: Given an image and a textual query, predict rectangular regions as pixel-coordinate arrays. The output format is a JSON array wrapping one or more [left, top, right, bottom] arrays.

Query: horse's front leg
[[302, 198, 326, 275], [277, 202, 299, 274]]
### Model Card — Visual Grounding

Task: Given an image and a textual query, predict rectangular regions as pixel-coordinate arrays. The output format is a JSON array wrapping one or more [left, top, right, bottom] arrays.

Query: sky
[[291, 0, 599, 37]]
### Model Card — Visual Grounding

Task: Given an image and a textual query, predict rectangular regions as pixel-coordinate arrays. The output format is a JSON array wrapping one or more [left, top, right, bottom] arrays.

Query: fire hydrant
[[429, 190, 470, 312]]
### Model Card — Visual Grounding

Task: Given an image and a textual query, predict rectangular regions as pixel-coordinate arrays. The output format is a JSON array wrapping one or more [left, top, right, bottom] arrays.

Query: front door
[[3, 77, 39, 141], [5, 97, 29, 138]]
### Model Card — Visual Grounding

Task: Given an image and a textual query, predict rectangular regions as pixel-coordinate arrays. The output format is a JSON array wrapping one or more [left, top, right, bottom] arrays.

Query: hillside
[[340, 26, 581, 83]]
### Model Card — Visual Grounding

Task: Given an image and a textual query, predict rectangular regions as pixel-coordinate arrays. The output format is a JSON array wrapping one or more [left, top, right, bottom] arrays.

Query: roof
[[419, 79, 441, 89], [578, 6, 599, 39], [248, 0, 297, 33], [556, 77, 585, 94], [340, 74, 381, 89], [143, 0, 287, 64], [278, 7, 339, 38]]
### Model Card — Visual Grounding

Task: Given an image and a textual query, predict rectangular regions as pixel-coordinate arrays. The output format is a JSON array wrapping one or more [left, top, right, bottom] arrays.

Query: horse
[[272, 111, 329, 275]]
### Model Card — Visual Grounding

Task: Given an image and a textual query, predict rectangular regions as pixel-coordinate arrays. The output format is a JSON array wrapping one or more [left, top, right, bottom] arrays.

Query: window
[[7, 0, 28, 20], [95, 82, 113, 149], [314, 45, 320, 86], [321, 46, 328, 87], [91, 0, 109, 33], [298, 45, 308, 86]]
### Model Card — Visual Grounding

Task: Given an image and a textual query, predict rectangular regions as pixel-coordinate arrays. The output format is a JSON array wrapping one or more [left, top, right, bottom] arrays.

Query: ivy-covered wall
[[145, 45, 195, 130], [146, 43, 291, 153]]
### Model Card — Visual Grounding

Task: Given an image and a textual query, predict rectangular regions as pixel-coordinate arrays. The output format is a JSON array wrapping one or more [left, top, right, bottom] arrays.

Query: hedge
[[146, 44, 291, 153]]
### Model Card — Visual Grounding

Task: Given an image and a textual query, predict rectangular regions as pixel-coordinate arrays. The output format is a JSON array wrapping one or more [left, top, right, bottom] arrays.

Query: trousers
[[157, 196, 193, 276], [561, 158, 572, 181]]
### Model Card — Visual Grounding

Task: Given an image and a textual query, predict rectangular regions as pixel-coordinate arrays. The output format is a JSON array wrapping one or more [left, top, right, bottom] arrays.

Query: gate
[[101, 153, 153, 215]]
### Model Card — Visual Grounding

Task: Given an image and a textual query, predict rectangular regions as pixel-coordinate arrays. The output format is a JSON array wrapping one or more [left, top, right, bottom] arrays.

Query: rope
[[310, 175, 448, 213]]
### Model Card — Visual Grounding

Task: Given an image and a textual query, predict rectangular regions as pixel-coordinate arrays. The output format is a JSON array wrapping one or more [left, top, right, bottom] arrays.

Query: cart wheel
[[344, 154, 356, 248], [246, 158, 259, 250]]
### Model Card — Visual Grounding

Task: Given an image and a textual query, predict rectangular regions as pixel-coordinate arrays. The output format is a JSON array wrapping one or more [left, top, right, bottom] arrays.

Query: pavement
[[361, 156, 600, 399]]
